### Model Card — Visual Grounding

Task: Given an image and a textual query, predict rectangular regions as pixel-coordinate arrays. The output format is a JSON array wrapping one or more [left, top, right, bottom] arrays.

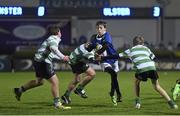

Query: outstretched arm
[[100, 51, 129, 61], [101, 54, 120, 60], [50, 46, 69, 61]]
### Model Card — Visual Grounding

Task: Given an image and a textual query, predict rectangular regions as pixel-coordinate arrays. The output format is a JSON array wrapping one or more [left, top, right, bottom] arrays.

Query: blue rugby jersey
[[90, 32, 118, 64]]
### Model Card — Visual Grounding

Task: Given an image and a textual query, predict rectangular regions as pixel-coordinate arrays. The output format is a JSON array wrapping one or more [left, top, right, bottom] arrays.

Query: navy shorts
[[33, 60, 55, 79], [70, 62, 89, 74], [135, 70, 159, 81]]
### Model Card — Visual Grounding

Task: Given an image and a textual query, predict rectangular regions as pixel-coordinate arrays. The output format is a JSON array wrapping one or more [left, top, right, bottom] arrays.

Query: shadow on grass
[[0, 106, 19, 109], [69, 103, 110, 108], [143, 96, 162, 100], [144, 110, 180, 115], [23, 101, 51, 106]]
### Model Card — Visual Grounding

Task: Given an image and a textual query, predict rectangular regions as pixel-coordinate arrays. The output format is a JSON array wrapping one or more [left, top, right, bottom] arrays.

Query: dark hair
[[85, 42, 96, 52], [47, 24, 60, 35], [133, 36, 144, 46], [96, 21, 107, 28]]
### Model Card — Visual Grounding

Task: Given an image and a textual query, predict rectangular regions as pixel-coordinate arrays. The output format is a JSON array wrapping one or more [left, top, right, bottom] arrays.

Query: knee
[[86, 68, 96, 78], [91, 70, 96, 77], [153, 84, 160, 91], [87, 70, 96, 80], [89, 71, 96, 79]]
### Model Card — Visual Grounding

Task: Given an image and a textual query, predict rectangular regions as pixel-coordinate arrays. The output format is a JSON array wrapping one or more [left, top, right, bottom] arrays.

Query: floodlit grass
[[0, 71, 179, 115]]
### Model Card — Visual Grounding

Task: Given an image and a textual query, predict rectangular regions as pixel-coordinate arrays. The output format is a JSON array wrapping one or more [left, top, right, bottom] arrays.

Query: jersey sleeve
[[84, 52, 95, 60], [47, 37, 65, 60], [103, 32, 112, 44], [47, 37, 58, 48], [119, 49, 130, 58], [95, 33, 111, 54], [148, 48, 155, 60]]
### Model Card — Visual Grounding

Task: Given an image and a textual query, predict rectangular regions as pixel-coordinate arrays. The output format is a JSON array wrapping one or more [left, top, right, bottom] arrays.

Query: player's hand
[[95, 53, 102, 61], [63, 56, 69, 62]]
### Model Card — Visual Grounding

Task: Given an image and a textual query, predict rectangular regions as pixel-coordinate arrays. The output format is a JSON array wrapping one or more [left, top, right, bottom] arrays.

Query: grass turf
[[0, 71, 179, 115]]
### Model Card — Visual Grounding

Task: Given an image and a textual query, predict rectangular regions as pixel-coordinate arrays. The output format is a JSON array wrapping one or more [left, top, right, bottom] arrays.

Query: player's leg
[[78, 67, 95, 87], [104, 67, 117, 105], [74, 67, 96, 98], [14, 78, 44, 101], [151, 77, 178, 109], [134, 71, 149, 109], [112, 61, 122, 102], [14, 61, 45, 101], [134, 77, 141, 109], [61, 74, 80, 104], [62, 62, 86, 104], [172, 79, 180, 101], [48, 74, 71, 109], [104, 66, 115, 96]]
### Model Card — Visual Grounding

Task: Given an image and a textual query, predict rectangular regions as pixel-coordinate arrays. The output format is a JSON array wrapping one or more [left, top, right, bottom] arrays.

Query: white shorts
[[101, 61, 119, 72]]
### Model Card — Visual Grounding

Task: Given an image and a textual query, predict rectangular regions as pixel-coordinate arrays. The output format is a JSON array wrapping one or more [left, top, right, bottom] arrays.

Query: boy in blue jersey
[[90, 21, 122, 106]]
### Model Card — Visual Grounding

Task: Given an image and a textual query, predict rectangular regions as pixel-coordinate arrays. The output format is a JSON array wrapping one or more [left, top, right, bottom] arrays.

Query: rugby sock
[[77, 84, 84, 90], [135, 97, 140, 104], [167, 100, 176, 107], [64, 90, 71, 97], [54, 97, 61, 104], [19, 86, 26, 93]]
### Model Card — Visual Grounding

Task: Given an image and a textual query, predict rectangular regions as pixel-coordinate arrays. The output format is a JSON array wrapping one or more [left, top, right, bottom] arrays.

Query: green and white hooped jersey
[[34, 35, 61, 64], [119, 45, 156, 73], [69, 44, 95, 65]]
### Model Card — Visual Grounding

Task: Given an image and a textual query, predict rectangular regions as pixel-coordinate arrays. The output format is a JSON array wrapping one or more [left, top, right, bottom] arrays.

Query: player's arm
[[96, 42, 108, 54], [50, 46, 69, 61], [101, 49, 130, 60], [148, 48, 155, 60], [96, 33, 112, 54], [84, 52, 99, 64], [88, 57, 100, 64], [89, 34, 106, 54], [101, 54, 120, 60]]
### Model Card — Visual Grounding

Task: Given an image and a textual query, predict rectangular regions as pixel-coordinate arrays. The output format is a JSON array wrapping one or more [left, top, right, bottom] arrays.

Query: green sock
[[77, 84, 84, 90], [64, 90, 71, 97], [135, 97, 140, 104], [168, 100, 176, 107], [54, 97, 60, 104]]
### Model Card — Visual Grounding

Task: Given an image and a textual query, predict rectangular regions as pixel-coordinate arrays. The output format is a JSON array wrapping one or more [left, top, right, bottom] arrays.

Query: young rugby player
[[100, 36, 178, 109], [14, 24, 71, 109], [61, 42, 97, 104], [90, 21, 122, 106]]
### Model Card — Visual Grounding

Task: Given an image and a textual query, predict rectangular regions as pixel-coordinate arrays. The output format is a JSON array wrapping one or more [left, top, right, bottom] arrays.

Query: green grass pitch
[[0, 71, 179, 115]]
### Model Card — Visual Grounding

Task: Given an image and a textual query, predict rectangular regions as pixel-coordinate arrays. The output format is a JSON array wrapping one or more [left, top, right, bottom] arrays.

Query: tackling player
[[13, 24, 71, 109], [100, 36, 178, 109], [61, 42, 97, 104]]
